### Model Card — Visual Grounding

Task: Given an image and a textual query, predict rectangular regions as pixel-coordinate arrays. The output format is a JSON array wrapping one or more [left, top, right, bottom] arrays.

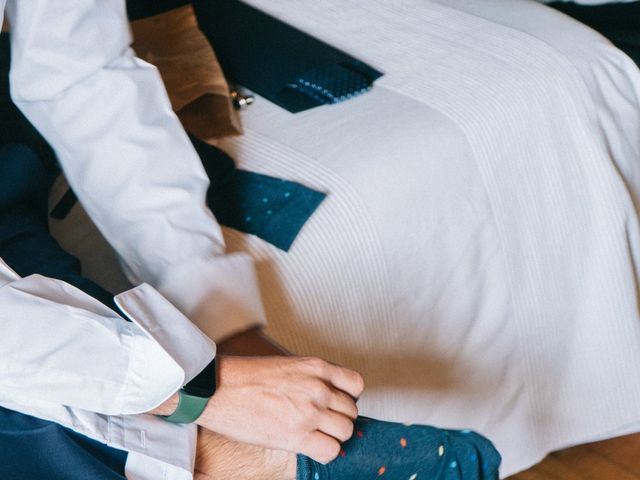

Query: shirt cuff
[[115, 414, 197, 480], [114, 283, 217, 414], [156, 253, 267, 342]]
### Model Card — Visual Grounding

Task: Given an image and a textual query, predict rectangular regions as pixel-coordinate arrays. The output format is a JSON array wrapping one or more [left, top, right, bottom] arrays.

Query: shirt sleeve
[[4, 0, 266, 342], [0, 260, 216, 415]]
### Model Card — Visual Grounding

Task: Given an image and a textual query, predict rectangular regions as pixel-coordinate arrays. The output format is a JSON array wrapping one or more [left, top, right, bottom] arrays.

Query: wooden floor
[[508, 434, 640, 479]]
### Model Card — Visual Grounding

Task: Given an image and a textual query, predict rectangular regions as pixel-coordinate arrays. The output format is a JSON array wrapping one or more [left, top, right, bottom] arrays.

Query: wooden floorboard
[[508, 434, 640, 480]]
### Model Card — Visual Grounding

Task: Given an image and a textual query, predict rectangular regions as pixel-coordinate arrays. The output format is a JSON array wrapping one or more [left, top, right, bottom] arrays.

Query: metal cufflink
[[230, 90, 255, 110]]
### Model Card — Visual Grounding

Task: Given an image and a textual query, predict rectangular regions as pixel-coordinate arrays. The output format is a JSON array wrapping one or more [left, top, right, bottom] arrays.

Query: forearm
[[194, 428, 295, 480]]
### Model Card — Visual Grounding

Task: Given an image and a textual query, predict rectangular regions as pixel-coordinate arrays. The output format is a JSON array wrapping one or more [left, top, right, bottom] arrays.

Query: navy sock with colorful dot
[[296, 417, 501, 480]]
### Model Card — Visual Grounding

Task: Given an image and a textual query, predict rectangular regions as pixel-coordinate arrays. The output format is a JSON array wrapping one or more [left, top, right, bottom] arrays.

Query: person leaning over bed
[[0, 0, 364, 473], [0, 1, 501, 479]]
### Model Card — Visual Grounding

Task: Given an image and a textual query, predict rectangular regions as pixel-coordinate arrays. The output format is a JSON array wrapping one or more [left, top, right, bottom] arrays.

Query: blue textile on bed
[[192, 136, 326, 251]]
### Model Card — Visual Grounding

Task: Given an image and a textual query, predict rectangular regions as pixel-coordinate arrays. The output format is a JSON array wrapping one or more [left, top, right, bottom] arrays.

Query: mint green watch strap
[[162, 390, 210, 424]]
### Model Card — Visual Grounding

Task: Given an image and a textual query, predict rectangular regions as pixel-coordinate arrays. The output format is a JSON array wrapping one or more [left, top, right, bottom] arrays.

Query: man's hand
[[150, 330, 365, 465], [199, 355, 364, 464]]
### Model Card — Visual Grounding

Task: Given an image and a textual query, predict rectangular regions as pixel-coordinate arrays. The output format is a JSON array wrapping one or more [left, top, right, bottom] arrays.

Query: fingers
[[317, 409, 355, 442], [328, 364, 365, 399], [328, 388, 358, 420], [308, 358, 365, 399], [299, 431, 342, 464]]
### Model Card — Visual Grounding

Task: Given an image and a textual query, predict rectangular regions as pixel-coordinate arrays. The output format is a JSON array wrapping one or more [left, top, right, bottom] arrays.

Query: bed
[[53, 0, 640, 476]]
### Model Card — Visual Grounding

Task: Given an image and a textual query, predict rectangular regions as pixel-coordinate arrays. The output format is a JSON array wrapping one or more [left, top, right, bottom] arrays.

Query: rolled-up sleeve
[[4, 0, 266, 342]]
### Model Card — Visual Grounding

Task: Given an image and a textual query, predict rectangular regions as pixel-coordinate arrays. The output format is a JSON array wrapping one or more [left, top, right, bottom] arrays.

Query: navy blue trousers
[[0, 144, 128, 480]]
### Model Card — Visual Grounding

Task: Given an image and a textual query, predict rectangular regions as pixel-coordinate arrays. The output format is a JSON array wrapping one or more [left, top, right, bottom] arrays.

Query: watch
[[161, 357, 217, 424]]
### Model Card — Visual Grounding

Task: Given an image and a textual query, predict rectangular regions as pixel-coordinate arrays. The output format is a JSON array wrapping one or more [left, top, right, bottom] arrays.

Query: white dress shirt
[[0, 0, 266, 478]]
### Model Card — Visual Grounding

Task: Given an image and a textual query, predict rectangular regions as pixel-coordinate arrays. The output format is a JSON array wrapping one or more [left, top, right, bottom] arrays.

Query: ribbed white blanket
[[55, 0, 640, 476]]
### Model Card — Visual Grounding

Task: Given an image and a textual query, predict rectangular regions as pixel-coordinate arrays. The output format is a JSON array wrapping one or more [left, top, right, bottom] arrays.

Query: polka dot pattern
[[192, 135, 326, 252], [288, 64, 373, 105], [296, 417, 501, 480]]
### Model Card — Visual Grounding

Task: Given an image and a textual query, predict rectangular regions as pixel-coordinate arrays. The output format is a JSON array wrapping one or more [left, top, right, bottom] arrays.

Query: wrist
[[149, 393, 179, 416], [194, 357, 226, 429], [153, 356, 218, 424]]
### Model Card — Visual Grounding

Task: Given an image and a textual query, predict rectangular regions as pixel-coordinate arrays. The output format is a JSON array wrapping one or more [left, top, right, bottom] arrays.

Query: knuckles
[[298, 401, 321, 424], [302, 356, 329, 376], [310, 380, 332, 404]]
